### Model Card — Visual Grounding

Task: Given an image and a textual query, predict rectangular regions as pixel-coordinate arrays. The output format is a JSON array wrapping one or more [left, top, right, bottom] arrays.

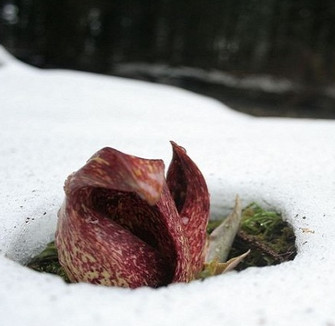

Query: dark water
[[111, 64, 335, 119], [2, 0, 335, 118]]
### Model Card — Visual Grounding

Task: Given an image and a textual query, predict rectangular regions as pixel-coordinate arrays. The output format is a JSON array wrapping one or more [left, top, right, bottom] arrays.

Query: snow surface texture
[[0, 45, 335, 326]]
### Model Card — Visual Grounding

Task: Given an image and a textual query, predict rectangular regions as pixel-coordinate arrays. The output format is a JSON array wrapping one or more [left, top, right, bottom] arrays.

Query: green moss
[[206, 219, 222, 234], [26, 241, 70, 282], [227, 203, 297, 270], [26, 203, 297, 281]]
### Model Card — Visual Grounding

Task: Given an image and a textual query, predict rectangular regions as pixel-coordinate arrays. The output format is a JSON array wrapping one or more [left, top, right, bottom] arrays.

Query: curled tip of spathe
[[170, 140, 187, 153], [64, 146, 166, 206]]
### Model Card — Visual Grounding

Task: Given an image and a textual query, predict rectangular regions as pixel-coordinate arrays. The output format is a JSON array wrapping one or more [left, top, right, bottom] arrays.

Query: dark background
[[1, 0, 335, 118]]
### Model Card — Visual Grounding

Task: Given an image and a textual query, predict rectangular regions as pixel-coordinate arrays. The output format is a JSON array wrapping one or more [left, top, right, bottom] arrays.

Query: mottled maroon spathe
[[56, 142, 210, 288]]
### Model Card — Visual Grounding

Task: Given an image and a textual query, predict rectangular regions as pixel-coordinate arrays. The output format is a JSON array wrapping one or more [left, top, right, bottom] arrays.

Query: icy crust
[[1, 46, 335, 325]]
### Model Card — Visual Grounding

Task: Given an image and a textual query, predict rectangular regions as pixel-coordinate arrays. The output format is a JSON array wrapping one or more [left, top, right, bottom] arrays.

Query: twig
[[237, 230, 286, 263]]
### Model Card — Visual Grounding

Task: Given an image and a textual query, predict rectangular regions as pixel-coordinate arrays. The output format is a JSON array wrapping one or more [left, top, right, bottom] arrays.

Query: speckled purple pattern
[[56, 142, 210, 288]]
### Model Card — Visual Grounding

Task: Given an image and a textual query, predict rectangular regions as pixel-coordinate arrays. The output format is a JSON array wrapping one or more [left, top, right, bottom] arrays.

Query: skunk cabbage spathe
[[55, 142, 210, 288]]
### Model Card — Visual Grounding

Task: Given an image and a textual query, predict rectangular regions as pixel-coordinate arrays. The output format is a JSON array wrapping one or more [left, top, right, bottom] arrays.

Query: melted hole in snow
[[6, 202, 297, 285], [5, 211, 57, 265], [208, 202, 297, 271]]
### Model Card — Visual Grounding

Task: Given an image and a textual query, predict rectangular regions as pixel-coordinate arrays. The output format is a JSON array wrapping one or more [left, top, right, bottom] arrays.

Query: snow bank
[[1, 46, 335, 326]]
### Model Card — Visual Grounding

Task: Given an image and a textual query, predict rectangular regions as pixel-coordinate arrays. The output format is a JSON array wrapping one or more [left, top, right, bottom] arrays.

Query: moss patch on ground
[[27, 241, 70, 282], [228, 203, 297, 270]]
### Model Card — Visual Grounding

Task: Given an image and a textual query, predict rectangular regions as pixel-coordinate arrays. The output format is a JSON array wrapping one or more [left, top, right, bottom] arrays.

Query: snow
[[1, 45, 335, 325], [114, 62, 298, 94]]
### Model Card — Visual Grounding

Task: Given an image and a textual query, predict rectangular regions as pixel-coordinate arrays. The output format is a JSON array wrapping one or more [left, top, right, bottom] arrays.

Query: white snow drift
[[0, 46, 335, 326]]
